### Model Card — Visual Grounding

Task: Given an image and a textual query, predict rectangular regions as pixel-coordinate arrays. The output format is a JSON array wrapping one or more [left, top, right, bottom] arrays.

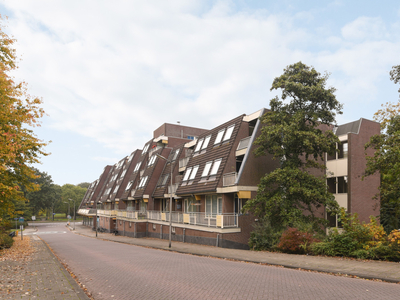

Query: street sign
[[31, 216, 36, 221], [53, 213, 56, 215], [19, 217, 24, 223], [14, 218, 18, 221]]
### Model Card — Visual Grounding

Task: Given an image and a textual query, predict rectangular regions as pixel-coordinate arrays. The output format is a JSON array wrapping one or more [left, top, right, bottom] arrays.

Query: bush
[[0, 234, 14, 249], [277, 227, 319, 254], [248, 220, 283, 251]]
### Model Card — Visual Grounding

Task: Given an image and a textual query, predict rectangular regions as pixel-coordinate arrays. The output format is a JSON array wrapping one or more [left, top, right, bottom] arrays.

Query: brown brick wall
[[348, 119, 380, 223]]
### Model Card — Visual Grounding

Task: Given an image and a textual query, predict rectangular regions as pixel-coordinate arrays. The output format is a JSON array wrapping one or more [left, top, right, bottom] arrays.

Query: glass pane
[[202, 162, 212, 177], [189, 165, 199, 180], [223, 125, 234, 141], [338, 176, 347, 193], [194, 138, 204, 152], [327, 177, 336, 194], [214, 129, 225, 144], [183, 168, 192, 181], [338, 142, 348, 159], [202, 135, 211, 149], [210, 159, 222, 175]]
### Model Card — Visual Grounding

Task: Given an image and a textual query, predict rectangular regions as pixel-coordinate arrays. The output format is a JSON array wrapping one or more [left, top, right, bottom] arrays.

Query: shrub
[[0, 234, 14, 249], [248, 220, 283, 251], [277, 227, 319, 254]]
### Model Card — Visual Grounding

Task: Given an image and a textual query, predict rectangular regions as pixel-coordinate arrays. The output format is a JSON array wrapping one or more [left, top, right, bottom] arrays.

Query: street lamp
[[95, 200, 101, 238], [63, 201, 70, 225], [156, 153, 173, 248], [68, 199, 76, 230]]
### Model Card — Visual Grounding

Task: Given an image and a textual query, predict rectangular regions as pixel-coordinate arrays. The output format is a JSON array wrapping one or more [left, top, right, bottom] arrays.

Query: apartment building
[[78, 110, 380, 249]]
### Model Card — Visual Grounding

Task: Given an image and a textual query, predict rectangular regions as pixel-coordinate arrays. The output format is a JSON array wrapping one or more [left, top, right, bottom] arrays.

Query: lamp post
[[95, 200, 100, 238], [68, 199, 76, 230], [156, 153, 173, 248], [63, 201, 70, 225]]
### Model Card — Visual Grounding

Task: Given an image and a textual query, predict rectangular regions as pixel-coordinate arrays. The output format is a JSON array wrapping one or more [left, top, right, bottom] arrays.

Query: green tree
[[77, 182, 90, 189], [364, 64, 400, 233], [60, 184, 87, 219], [0, 17, 48, 227], [244, 62, 342, 238]]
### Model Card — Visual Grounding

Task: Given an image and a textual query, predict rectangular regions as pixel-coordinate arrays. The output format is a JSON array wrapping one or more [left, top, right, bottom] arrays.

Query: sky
[[1, 0, 399, 186]]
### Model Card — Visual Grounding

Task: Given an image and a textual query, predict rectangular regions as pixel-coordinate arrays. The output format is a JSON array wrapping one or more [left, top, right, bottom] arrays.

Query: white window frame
[[205, 195, 222, 217], [223, 125, 234, 141], [142, 143, 150, 154], [113, 185, 119, 194], [210, 159, 222, 176], [134, 162, 141, 172], [148, 155, 157, 166], [214, 129, 225, 145], [183, 167, 192, 181], [202, 161, 212, 177], [194, 138, 204, 152], [138, 176, 148, 188], [202, 135, 211, 150], [125, 181, 133, 191], [189, 165, 199, 180]]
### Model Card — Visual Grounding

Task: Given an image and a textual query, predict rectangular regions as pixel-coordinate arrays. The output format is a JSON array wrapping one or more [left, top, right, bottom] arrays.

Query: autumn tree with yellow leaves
[[0, 17, 48, 226]]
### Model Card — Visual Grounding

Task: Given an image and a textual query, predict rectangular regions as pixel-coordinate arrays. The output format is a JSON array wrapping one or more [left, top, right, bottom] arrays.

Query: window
[[148, 155, 157, 166], [142, 143, 150, 154], [214, 129, 225, 145], [210, 159, 222, 175], [133, 162, 141, 172], [120, 169, 127, 178], [223, 125, 234, 141], [138, 176, 148, 189], [202, 135, 211, 150], [202, 162, 212, 177], [184, 197, 197, 212], [172, 149, 180, 161], [327, 176, 347, 194], [194, 138, 204, 153], [113, 185, 119, 194], [158, 174, 169, 187], [189, 165, 199, 180], [183, 167, 192, 181], [125, 181, 134, 191], [128, 153, 134, 162], [187, 135, 195, 140], [206, 195, 222, 217], [338, 142, 348, 159]]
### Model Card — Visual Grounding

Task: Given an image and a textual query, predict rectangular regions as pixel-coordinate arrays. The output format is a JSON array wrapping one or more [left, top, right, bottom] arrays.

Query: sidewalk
[[0, 229, 89, 300], [70, 224, 400, 283]]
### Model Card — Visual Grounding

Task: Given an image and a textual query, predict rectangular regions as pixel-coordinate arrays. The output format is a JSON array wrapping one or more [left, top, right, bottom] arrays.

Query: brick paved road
[[37, 223, 400, 300]]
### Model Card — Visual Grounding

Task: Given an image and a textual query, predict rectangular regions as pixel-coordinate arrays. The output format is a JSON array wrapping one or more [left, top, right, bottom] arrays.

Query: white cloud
[[341, 17, 388, 41]]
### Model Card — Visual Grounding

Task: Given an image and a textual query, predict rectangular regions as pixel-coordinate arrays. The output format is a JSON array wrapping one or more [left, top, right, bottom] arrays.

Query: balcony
[[236, 136, 251, 156], [223, 172, 237, 187], [179, 157, 190, 172], [77, 209, 96, 216]]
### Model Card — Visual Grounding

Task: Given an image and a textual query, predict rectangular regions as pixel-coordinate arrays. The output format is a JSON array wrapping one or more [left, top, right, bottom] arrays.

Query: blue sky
[[1, 0, 399, 185]]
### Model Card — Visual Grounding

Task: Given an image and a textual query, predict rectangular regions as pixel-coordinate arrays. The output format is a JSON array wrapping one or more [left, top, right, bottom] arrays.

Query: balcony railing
[[223, 172, 237, 186], [237, 136, 251, 151], [179, 157, 190, 169], [167, 183, 179, 194], [94, 209, 239, 228]]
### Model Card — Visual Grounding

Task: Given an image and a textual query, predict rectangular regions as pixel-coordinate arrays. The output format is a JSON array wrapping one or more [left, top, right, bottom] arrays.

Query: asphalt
[[2, 223, 399, 299]]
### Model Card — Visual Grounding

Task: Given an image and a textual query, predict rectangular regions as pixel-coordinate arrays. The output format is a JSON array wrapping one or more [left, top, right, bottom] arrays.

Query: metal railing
[[95, 209, 239, 228], [179, 157, 190, 169], [237, 136, 251, 151], [223, 172, 237, 186]]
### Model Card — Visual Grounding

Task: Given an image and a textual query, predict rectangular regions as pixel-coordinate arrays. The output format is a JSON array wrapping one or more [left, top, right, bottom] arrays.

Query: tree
[[0, 17, 48, 225], [77, 182, 90, 189], [24, 169, 60, 218], [365, 65, 400, 232], [243, 62, 342, 236], [60, 184, 87, 219]]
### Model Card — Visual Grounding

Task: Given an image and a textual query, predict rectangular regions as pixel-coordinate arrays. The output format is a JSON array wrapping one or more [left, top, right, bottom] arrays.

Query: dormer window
[[172, 149, 180, 161], [202, 135, 211, 150], [202, 159, 222, 178], [210, 159, 222, 175], [223, 125, 234, 141], [202, 161, 212, 177], [138, 176, 148, 189], [148, 155, 157, 166], [194, 138, 204, 153], [113, 185, 119, 194], [182, 167, 192, 181], [120, 170, 127, 178], [128, 153, 134, 162], [214, 129, 225, 145], [142, 143, 150, 154], [158, 174, 169, 187], [125, 181, 134, 191], [189, 165, 199, 180], [133, 162, 141, 173]]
